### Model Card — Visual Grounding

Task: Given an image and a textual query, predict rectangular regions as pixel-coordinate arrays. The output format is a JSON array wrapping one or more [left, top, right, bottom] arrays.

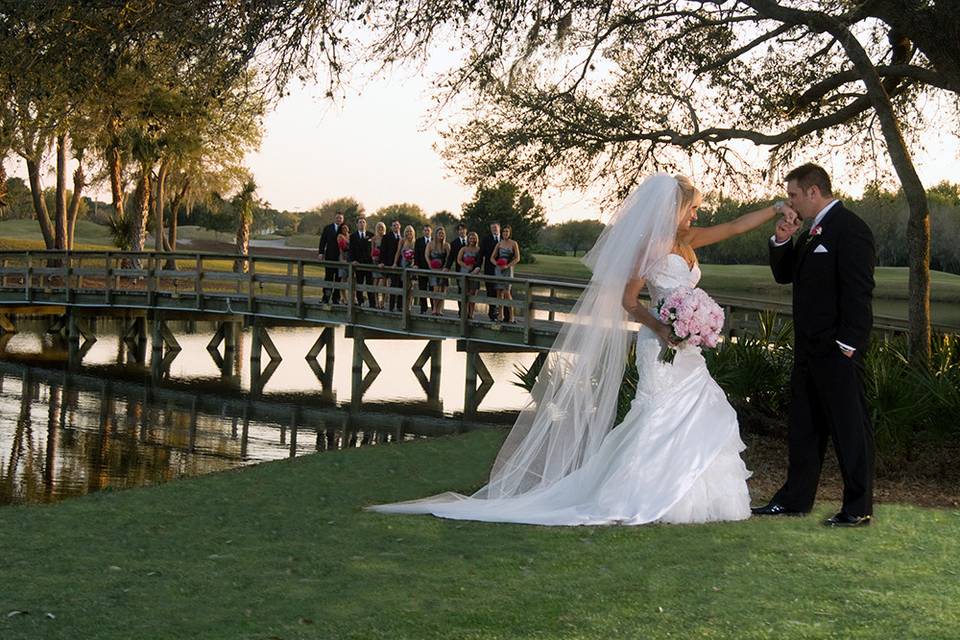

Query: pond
[[0, 319, 535, 506]]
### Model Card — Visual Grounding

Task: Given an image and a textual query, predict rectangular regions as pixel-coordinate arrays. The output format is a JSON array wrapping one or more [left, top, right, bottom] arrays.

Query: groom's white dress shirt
[[770, 199, 855, 354]]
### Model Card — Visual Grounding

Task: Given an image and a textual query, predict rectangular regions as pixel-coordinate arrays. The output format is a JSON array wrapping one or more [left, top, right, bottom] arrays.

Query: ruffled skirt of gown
[[369, 327, 751, 525]]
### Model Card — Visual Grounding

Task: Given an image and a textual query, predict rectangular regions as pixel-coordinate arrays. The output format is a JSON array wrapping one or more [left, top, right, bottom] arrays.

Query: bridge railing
[[0, 250, 952, 341], [0, 250, 593, 345]]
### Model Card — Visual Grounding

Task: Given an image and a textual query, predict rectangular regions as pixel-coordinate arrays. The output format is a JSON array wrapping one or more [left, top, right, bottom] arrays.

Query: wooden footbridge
[[0, 250, 939, 418]]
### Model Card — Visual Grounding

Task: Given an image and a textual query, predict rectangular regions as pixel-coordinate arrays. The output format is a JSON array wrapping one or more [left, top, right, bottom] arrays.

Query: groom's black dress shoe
[[750, 502, 807, 517], [823, 512, 872, 527]]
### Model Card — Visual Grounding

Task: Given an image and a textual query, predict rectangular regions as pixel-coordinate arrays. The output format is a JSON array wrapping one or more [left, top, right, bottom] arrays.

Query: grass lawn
[[2, 430, 958, 640], [285, 233, 322, 248], [175, 225, 236, 243], [0, 219, 115, 248]]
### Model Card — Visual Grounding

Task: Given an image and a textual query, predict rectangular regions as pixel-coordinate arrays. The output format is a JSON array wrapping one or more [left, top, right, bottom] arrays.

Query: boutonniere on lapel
[[809, 224, 823, 237]]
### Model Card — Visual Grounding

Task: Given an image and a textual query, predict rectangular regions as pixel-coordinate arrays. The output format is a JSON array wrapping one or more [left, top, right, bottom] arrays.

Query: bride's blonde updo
[[673, 174, 701, 266], [674, 174, 701, 221]]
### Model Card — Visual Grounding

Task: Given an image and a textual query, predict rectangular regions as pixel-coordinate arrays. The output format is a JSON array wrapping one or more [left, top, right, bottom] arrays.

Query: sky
[[242, 67, 607, 224], [243, 68, 960, 223]]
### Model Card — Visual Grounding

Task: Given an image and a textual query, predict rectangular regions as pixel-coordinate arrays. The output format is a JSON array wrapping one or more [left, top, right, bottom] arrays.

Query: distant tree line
[[694, 182, 960, 276]]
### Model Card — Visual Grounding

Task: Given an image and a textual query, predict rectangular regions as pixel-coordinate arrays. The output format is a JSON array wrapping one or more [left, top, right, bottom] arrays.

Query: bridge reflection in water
[[0, 349, 513, 506]]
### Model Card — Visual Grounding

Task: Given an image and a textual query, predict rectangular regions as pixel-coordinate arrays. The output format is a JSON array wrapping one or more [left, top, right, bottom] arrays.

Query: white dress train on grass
[[370, 253, 751, 525]]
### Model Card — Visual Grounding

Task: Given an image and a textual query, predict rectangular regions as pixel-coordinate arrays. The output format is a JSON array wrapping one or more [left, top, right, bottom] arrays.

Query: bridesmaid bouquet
[[430, 259, 442, 269], [496, 258, 509, 267], [655, 287, 725, 364], [462, 255, 476, 267], [402, 249, 414, 262], [372, 247, 381, 258]]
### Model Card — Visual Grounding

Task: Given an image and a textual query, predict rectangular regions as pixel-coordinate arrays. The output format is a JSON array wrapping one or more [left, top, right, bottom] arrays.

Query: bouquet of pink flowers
[[402, 249, 414, 262], [462, 255, 476, 267], [655, 286, 725, 364], [496, 258, 508, 267], [430, 259, 442, 269], [371, 247, 381, 258]]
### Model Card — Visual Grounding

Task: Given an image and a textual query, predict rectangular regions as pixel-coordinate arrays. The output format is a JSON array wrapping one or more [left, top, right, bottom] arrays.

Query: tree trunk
[[0, 157, 8, 211], [234, 212, 251, 273], [55, 134, 69, 250], [107, 118, 125, 222], [67, 154, 86, 250], [155, 159, 168, 252], [825, 25, 932, 363], [130, 168, 150, 258], [25, 158, 56, 249], [167, 178, 188, 251]]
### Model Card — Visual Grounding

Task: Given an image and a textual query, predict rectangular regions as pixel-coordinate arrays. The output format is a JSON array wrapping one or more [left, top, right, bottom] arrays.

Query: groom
[[753, 163, 876, 527]]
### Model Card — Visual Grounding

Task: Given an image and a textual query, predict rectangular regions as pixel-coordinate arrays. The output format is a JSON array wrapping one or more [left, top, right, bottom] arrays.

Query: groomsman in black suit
[[349, 216, 376, 307], [753, 163, 876, 527], [414, 224, 432, 314], [380, 220, 403, 311], [479, 222, 501, 321], [446, 223, 469, 313], [318, 212, 344, 304]]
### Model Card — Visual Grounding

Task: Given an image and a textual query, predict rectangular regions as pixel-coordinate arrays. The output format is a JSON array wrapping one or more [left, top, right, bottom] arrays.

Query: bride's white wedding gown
[[371, 253, 751, 525]]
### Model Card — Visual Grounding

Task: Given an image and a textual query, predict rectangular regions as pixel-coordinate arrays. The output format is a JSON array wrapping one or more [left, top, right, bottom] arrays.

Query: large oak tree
[[350, 0, 959, 363]]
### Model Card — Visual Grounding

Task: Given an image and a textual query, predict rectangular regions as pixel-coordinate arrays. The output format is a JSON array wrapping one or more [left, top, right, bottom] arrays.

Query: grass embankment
[[0, 219, 115, 250], [2, 430, 959, 640]]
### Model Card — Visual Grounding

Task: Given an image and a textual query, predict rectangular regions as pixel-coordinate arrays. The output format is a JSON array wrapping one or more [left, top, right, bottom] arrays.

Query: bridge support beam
[[458, 340, 546, 419], [150, 313, 181, 380], [121, 317, 148, 365], [0, 313, 16, 335], [207, 320, 242, 382], [250, 322, 282, 397], [67, 312, 96, 370], [305, 327, 336, 401], [412, 340, 443, 411], [350, 328, 382, 410]]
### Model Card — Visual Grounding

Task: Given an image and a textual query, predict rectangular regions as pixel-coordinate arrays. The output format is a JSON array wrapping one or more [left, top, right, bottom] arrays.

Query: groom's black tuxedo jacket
[[770, 202, 875, 361]]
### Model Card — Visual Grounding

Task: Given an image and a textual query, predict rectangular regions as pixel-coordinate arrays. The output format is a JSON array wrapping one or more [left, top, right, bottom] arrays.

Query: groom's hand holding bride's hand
[[773, 203, 801, 244]]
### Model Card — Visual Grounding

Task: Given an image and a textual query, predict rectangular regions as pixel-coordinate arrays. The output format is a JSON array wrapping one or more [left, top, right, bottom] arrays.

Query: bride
[[369, 174, 783, 525]]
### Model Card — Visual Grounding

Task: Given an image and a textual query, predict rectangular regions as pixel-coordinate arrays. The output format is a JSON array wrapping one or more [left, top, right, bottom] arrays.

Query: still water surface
[[0, 320, 534, 505]]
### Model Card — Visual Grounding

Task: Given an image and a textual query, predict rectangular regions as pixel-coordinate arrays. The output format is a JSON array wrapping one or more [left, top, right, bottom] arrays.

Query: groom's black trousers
[[773, 352, 875, 517]]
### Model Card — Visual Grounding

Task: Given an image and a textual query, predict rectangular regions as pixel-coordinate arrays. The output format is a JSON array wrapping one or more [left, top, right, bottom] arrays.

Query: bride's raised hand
[[653, 321, 678, 347]]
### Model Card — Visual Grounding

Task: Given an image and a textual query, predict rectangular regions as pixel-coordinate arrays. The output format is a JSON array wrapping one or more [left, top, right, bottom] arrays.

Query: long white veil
[[369, 174, 684, 513], [474, 173, 684, 499]]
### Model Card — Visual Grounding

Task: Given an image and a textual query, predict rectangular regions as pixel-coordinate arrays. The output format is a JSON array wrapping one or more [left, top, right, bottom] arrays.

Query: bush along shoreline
[[514, 312, 960, 474]]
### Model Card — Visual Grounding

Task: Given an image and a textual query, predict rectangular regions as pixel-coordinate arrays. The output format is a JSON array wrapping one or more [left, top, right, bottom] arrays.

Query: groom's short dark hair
[[785, 163, 832, 196]]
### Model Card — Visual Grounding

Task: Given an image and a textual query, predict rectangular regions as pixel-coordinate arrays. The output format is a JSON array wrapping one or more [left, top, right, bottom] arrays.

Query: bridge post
[[305, 326, 336, 400], [67, 311, 81, 370], [412, 340, 443, 410], [350, 327, 382, 410], [66, 312, 96, 370], [150, 313, 180, 380], [120, 316, 148, 365], [223, 321, 240, 381], [249, 321, 282, 397], [250, 321, 263, 395]]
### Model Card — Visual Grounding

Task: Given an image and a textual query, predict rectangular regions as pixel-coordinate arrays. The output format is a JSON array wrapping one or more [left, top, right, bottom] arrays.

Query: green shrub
[[513, 314, 959, 463]]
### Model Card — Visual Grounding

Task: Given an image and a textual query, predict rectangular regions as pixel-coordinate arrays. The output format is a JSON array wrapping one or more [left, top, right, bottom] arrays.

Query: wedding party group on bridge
[[317, 214, 523, 323]]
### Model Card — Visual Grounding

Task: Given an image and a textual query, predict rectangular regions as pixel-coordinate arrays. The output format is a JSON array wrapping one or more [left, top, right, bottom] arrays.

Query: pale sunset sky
[[245, 67, 959, 223]]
